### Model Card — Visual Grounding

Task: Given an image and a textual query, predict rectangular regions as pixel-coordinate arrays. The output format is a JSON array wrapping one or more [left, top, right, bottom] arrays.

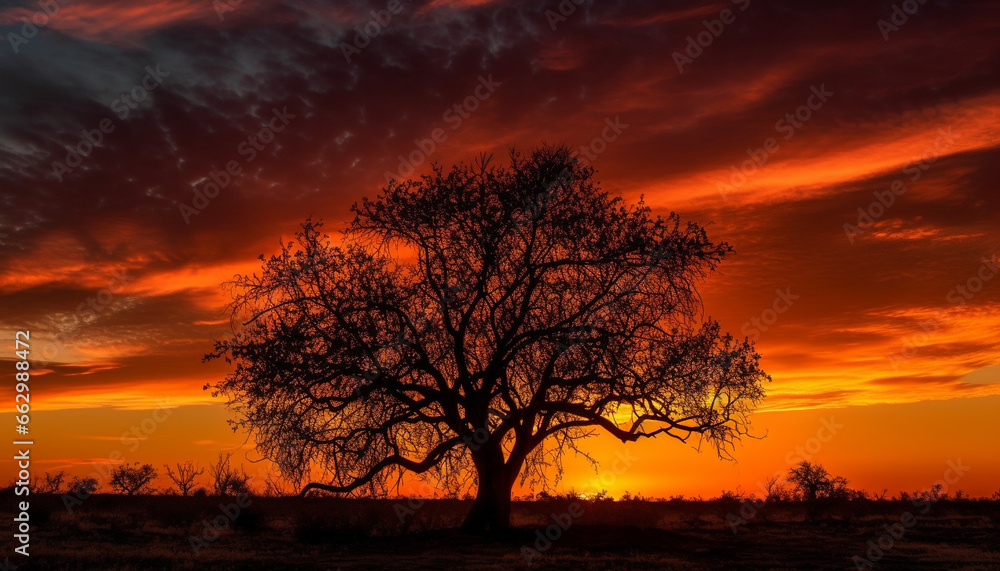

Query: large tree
[[206, 145, 768, 531]]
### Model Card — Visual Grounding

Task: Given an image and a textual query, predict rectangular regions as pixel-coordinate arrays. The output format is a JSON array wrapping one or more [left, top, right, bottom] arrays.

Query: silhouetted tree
[[207, 145, 769, 531], [164, 461, 205, 496], [762, 474, 789, 502], [786, 461, 848, 501], [109, 462, 158, 495], [33, 470, 66, 494], [208, 453, 252, 496], [68, 476, 99, 496]]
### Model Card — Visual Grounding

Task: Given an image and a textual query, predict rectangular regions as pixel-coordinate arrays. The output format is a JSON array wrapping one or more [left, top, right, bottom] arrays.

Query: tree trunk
[[461, 454, 513, 533]]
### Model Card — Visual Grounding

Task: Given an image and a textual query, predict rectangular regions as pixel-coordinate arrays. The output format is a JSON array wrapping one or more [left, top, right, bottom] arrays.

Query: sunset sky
[[1, 0, 998, 499]]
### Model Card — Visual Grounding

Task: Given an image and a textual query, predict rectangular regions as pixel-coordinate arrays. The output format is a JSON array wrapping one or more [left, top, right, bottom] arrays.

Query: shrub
[[110, 463, 158, 495]]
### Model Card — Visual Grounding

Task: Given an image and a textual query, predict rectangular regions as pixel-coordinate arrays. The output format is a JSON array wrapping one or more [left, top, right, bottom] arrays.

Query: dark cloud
[[0, 0, 998, 406]]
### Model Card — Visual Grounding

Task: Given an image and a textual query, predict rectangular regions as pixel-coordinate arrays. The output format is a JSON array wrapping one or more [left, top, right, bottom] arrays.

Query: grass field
[[4, 494, 999, 570]]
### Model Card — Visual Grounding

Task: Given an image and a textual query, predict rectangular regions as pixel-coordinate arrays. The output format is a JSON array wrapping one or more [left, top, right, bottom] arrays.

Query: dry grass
[[3, 495, 998, 569]]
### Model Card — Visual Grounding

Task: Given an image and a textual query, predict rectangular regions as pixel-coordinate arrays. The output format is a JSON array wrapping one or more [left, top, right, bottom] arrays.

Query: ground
[[2, 495, 998, 569]]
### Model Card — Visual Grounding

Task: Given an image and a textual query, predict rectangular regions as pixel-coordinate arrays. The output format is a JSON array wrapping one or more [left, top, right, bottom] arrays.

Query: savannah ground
[[5, 494, 998, 570]]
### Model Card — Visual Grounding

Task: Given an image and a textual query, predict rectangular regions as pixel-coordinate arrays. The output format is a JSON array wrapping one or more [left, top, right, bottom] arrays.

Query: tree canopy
[[206, 145, 769, 531]]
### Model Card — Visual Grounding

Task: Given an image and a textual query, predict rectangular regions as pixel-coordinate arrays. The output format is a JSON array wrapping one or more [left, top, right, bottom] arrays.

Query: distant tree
[[33, 470, 66, 494], [109, 462, 158, 495], [69, 476, 100, 496], [827, 476, 850, 499], [208, 453, 252, 496], [164, 461, 205, 496], [762, 474, 790, 501], [207, 145, 770, 531], [786, 461, 848, 501], [926, 482, 946, 501], [717, 487, 746, 501]]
